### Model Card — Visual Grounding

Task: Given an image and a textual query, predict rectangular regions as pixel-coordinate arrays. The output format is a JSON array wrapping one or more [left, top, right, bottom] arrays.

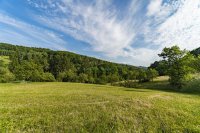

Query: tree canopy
[[0, 43, 141, 84], [158, 46, 195, 88]]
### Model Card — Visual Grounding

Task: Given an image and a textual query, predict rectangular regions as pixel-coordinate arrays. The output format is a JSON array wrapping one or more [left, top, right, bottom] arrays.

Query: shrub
[[107, 74, 119, 83], [182, 79, 200, 93], [88, 76, 95, 84], [123, 81, 139, 88], [0, 67, 15, 83], [57, 70, 77, 82], [112, 81, 139, 88], [41, 73, 55, 82], [78, 73, 88, 83]]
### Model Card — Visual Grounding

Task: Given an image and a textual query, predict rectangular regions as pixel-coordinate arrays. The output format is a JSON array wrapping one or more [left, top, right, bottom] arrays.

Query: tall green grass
[[182, 74, 200, 93]]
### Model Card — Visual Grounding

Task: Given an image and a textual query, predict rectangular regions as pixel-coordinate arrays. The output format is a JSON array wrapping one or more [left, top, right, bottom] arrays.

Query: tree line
[[1, 43, 199, 89], [0, 43, 157, 84]]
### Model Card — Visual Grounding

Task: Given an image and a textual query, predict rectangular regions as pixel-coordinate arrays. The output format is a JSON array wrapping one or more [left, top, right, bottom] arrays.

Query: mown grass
[[0, 82, 200, 132]]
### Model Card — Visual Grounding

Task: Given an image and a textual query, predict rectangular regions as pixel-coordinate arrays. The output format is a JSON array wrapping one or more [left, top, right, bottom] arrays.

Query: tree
[[191, 55, 200, 72], [137, 69, 148, 83], [107, 74, 119, 84], [146, 69, 159, 81], [128, 70, 139, 80], [57, 70, 77, 82], [149, 61, 167, 76], [1, 43, 140, 84], [0, 67, 15, 83], [159, 46, 193, 88], [78, 73, 88, 83], [0, 59, 15, 82]]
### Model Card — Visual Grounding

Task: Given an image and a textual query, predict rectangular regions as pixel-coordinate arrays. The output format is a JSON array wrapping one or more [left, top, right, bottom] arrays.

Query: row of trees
[[3, 43, 198, 89], [1, 43, 150, 84]]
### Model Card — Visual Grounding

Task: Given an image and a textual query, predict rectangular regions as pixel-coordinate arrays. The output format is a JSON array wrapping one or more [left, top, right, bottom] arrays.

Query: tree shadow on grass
[[124, 89, 151, 92], [123, 81, 200, 96]]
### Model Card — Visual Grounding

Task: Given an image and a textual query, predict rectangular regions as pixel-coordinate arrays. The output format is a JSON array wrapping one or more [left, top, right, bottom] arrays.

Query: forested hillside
[[0, 43, 141, 83]]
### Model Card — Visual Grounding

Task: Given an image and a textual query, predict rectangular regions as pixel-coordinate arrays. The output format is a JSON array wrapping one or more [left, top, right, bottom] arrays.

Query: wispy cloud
[[145, 0, 200, 50], [0, 12, 67, 50], [31, 0, 141, 57], [147, 0, 163, 17]]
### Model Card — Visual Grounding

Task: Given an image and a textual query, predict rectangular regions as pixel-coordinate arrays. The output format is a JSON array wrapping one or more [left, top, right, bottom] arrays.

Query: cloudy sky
[[0, 0, 200, 66]]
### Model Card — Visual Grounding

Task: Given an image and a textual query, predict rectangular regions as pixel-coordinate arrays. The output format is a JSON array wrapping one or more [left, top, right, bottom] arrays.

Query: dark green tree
[[146, 69, 159, 81], [159, 46, 194, 88], [137, 69, 148, 83]]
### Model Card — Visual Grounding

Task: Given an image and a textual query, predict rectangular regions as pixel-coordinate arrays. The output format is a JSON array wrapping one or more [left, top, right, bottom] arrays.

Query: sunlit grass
[[0, 82, 199, 132], [153, 76, 169, 81]]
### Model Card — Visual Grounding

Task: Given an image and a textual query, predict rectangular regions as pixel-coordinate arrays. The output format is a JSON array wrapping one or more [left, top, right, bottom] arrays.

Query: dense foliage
[[1, 43, 199, 90], [0, 43, 143, 84], [0, 56, 15, 83], [150, 47, 200, 75], [158, 46, 196, 88]]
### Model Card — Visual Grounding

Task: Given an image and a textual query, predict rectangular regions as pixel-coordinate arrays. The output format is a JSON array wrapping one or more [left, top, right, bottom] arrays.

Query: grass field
[[0, 82, 200, 132]]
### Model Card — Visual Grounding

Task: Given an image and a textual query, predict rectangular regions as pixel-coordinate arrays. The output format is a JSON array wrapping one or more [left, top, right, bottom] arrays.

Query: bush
[[26, 70, 55, 82], [107, 74, 119, 83], [0, 67, 15, 83], [123, 81, 139, 88], [41, 73, 55, 82], [88, 76, 95, 84], [95, 75, 107, 84], [78, 73, 88, 83], [112, 81, 139, 88], [57, 70, 77, 82], [181, 79, 200, 93], [28, 70, 42, 82]]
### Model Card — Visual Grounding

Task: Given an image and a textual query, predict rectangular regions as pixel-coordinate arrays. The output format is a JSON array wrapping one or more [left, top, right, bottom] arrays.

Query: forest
[[0, 43, 200, 91], [0, 43, 141, 84]]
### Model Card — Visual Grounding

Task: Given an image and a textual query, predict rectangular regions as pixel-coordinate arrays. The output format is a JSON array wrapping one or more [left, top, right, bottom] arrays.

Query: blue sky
[[0, 0, 200, 66]]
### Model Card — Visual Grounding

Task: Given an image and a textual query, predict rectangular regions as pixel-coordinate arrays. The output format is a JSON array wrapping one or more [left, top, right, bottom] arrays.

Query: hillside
[[0, 82, 199, 132], [0, 43, 139, 84]]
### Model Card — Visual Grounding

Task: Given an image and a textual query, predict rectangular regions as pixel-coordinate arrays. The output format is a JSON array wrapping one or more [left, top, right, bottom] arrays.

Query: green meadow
[[0, 82, 200, 132]]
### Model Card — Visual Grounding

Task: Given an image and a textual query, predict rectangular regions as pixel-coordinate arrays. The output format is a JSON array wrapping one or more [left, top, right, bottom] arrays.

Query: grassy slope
[[0, 83, 200, 132]]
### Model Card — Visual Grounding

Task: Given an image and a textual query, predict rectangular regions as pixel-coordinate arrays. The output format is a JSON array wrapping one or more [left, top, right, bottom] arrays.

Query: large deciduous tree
[[159, 46, 194, 88]]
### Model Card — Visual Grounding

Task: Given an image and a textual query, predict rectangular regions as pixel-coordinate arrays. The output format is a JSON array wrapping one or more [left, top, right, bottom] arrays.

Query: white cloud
[[146, 0, 200, 51], [27, 0, 200, 66], [147, 0, 163, 16], [0, 12, 67, 50], [29, 0, 146, 63]]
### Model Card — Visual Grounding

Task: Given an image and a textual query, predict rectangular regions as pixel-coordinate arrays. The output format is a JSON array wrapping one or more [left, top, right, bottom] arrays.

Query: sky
[[0, 0, 200, 66]]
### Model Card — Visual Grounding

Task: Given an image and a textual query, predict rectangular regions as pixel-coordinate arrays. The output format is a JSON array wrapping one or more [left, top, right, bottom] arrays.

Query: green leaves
[[159, 46, 194, 89]]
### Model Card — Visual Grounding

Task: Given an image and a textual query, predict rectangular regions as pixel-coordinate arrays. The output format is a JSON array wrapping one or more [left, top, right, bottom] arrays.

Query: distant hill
[[0, 43, 140, 84], [191, 47, 200, 56], [138, 66, 148, 70]]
